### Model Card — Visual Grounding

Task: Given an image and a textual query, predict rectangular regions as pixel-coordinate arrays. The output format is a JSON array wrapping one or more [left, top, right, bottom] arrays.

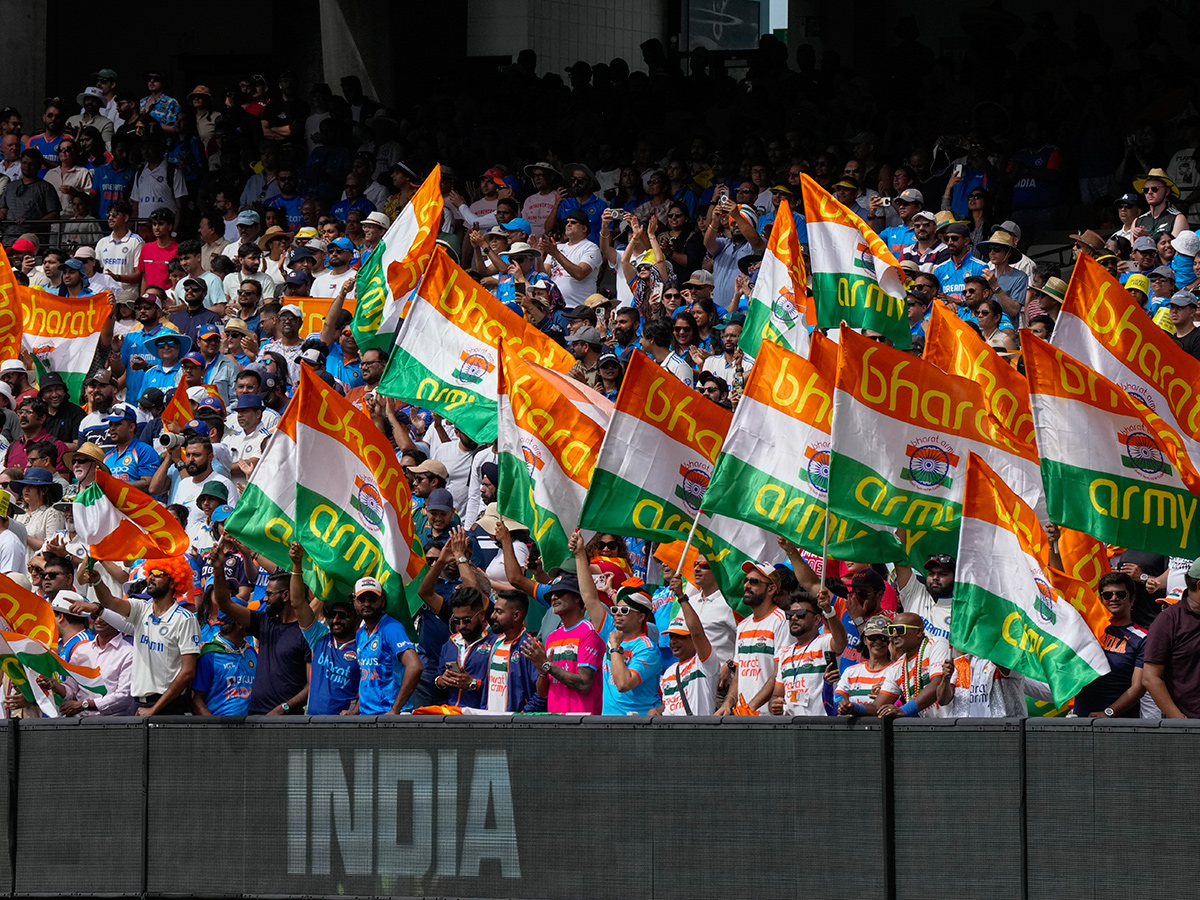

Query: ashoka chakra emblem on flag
[[770, 288, 798, 325], [802, 442, 830, 498], [1118, 426, 1169, 481], [674, 462, 710, 513], [901, 437, 959, 491], [351, 475, 385, 532], [451, 349, 496, 385], [1121, 382, 1156, 410], [1032, 573, 1057, 625]]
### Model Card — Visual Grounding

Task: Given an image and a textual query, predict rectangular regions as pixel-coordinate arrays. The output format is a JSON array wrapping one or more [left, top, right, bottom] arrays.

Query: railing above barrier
[[5, 715, 1200, 899]]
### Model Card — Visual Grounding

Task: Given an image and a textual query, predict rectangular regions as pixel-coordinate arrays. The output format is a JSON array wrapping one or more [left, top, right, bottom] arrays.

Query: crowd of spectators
[[2, 28, 1200, 720]]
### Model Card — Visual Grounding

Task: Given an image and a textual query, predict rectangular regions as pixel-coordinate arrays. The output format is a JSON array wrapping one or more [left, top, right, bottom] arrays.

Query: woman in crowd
[[15, 468, 65, 551]]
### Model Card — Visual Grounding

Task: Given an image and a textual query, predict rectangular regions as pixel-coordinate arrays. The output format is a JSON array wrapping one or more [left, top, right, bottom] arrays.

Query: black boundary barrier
[[2, 715, 1198, 899]]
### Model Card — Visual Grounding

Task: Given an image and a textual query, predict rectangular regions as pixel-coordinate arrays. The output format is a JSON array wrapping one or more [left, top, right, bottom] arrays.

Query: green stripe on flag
[[351, 240, 394, 352], [497, 450, 571, 571], [740, 296, 803, 360], [951, 584, 1105, 705], [812, 272, 910, 349], [704, 452, 906, 564], [378, 347, 498, 443], [1041, 458, 1200, 557], [226, 483, 421, 631]]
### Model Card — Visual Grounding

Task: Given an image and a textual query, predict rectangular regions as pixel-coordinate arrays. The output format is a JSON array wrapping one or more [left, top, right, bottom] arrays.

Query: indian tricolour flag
[[740, 197, 812, 359], [497, 346, 612, 568], [1053, 253, 1200, 460], [74, 469, 189, 561], [704, 339, 905, 565], [953, 452, 1111, 705], [378, 245, 575, 442], [799, 173, 910, 349], [19, 287, 112, 399], [923, 301, 1035, 446], [1024, 330, 1200, 559], [0, 246, 23, 359], [826, 328, 1043, 566], [226, 366, 425, 627], [577, 350, 781, 606], [0, 631, 106, 717], [351, 164, 443, 352]]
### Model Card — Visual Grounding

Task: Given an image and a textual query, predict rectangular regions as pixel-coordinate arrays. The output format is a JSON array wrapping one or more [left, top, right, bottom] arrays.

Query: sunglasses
[[927, 554, 955, 566], [327, 608, 355, 619], [236, 289, 257, 296], [611, 605, 643, 616], [596, 540, 621, 552], [784, 609, 815, 619], [664, 292, 683, 300], [886, 623, 921, 636], [449, 614, 479, 626], [147, 568, 168, 577], [693, 561, 710, 569], [1100, 590, 1129, 600], [1144, 186, 1162, 193], [865, 634, 890, 642], [673, 325, 694, 333]]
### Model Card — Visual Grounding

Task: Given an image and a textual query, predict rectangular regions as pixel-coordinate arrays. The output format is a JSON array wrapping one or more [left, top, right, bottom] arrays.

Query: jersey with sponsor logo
[[734, 607, 793, 712], [192, 636, 257, 715], [356, 614, 416, 714]]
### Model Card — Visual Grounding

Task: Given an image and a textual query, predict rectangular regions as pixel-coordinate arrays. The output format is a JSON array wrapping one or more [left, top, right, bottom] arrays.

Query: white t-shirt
[[310, 268, 357, 299], [548, 240, 602, 309], [733, 607, 793, 712], [661, 350, 695, 389], [429, 431, 479, 516], [169, 469, 236, 521], [899, 575, 953, 642], [0, 527, 26, 574], [228, 423, 273, 465], [131, 161, 188, 217], [95, 231, 143, 304], [682, 587, 737, 664], [878, 637, 951, 717], [225, 406, 280, 438], [485, 633, 520, 713], [123, 598, 201, 698], [774, 632, 834, 716], [660, 647, 721, 716]]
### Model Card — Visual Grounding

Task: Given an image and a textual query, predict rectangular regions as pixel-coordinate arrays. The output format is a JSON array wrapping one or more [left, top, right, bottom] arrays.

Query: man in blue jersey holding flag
[[286, 542, 361, 715], [191, 612, 256, 716]]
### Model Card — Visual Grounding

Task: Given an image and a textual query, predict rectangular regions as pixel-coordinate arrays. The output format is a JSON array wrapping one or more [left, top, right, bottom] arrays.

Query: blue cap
[[184, 419, 210, 437], [288, 247, 315, 263], [104, 405, 137, 423], [502, 218, 532, 233], [194, 396, 224, 413], [235, 393, 263, 410], [181, 351, 206, 367], [285, 270, 312, 286], [329, 236, 354, 250], [63, 258, 86, 272], [235, 210, 260, 225], [211, 504, 235, 524]]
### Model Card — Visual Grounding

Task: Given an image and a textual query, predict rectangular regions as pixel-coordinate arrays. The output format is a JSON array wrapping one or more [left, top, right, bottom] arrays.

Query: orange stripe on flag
[[0, 247, 23, 359], [741, 340, 833, 432], [0, 573, 55, 646], [614, 351, 730, 462], [162, 375, 192, 430]]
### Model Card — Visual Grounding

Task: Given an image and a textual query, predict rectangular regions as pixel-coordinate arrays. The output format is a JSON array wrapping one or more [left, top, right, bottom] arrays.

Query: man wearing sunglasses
[[760, 587, 846, 717], [433, 586, 491, 709], [1065, 573, 1150, 718], [893, 551, 956, 643], [873, 613, 951, 717], [716, 560, 793, 716]]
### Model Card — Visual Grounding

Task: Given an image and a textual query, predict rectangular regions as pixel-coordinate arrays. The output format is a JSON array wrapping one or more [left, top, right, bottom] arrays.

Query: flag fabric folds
[[0, 631, 106, 717], [952, 453, 1111, 705], [73, 469, 189, 561], [0, 572, 56, 645], [161, 375, 194, 431], [352, 164, 443, 351], [740, 198, 811, 359], [378, 245, 576, 442], [496, 347, 612, 569], [800, 173, 910, 348], [20, 287, 112, 399], [225, 367, 425, 627], [704, 339, 905, 564], [1024, 330, 1200, 559], [0, 247, 23, 359]]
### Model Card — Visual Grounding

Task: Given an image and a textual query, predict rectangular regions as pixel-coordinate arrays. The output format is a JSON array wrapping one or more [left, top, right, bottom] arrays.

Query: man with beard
[[81, 555, 200, 716], [434, 586, 491, 709], [77, 371, 120, 447], [566, 326, 604, 388], [212, 535, 311, 715], [701, 316, 747, 385], [260, 304, 304, 382], [760, 588, 846, 716], [893, 551, 955, 643], [517, 570, 605, 714], [288, 542, 361, 715], [874, 612, 952, 718], [191, 606, 257, 716], [607, 305, 640, 362], [344, 346, 385, 412], [716, 560, 794, 715], [116, 289, 177, 403], [482, 589, 546, 713], [344, 575, 422, 715], [148, 434, 233, 519], [101, 406, 158, 490], [38, 373, 85, 449]]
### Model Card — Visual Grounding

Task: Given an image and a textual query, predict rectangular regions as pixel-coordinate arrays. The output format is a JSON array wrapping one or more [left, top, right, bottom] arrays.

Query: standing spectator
[[95, 199, 142, 304], [653, 574, 719, 717], [873, 613, 952, 718], [81, 556, 200, 715], [717, 560, 793, 715], [762, 588, 846, 715], [515, 571, 605, 714], [892, 552, 955, 642], [52, 607, 135, 716], [130, 137, 188, 220], [286, 542, 360, 715], [191, 612, 257, 716], [1072, 572, 1154, 718], [137, 208, 178, 290], [521, 161, 560, 236], [1133, 168, 1187, 238], [1143, 558, 1200, 718], [482, 589, 546, 713], [25, 98, 67, 172], [347, 575, 422, 715], [0, 148, 60, 244], [43, 139, 91, 213], [932, 223, 987, 307], [539, 210, 601, 308], [213, 538, 311, 715], [139, 70, 179, 135]]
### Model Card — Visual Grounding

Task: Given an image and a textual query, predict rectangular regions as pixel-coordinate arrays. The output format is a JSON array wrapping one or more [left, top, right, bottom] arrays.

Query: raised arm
[[212, 537, 252, 628], [77, 559, 131, 618], [288, 542, 315, 629]]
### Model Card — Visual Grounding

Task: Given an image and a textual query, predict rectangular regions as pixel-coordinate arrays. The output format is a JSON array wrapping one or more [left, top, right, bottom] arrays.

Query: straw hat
[[1033, 276, 1068, 306], [1133, 167, 1179, 199]]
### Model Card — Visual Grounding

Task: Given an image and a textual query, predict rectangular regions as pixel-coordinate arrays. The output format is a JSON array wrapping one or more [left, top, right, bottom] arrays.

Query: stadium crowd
[[3, 31, 1200, 722]]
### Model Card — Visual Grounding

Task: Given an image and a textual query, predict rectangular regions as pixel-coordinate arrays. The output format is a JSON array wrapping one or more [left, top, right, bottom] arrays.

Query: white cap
[[50, 592, 89, 616], [0, 382, 14, 407], [280, 304, 303, 319], [0, 359, 26, 377], [187, 386, 210, 403], [354, 576, 383, 598]]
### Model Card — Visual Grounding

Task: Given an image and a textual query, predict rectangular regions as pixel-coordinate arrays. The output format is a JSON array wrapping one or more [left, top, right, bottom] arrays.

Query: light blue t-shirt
[[599, 612, 663, 715]]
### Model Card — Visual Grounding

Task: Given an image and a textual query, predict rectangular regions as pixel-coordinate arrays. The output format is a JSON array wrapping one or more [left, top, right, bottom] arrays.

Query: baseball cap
[[73, 246, 97, 259], [280, 304, 303, 319], [571, 326, 604, 347], [287, 247, 315, 264], [180, 351, 206, 367], [329, 236, 354, 251], [563, 209, 590, 227], [1169, 290, 1199, 307], [103, 405, 138, 423], [741, 560, 777, 581], [897, 188, 924, 205], [861, 614, 891, 637], [1132, 236, 1156, 252], [545, 572, 581, 598], [299, 348, 323, 366], [194, 396, 224, 415], [665, 616, 691, 636], [235, 210, 260, 226], [10, 238, 36, 254], [424, 488, 455, 513], [354, 576, 383, 598], [138, 388, 165, 409], [235, 393, 264, 410], [1187, 558, 1200, 580], [85, 370, 114, 386], [849, 569, 887, 593], [564, 306, 594, 320], [196, 324, 221, 341], [944, 222, 971, 238], [63, 258, 86, 273], [210, 504, 235, 525], [182, 276, 206, 291], [684, 270, 715, 288], [408, 459, 448, 480], [501, 218, 532, 234], [284, 271, 312, 286], [183, 418, 210, 437], [911, 210, 937, 224], [1150, 265, 1176, 281]]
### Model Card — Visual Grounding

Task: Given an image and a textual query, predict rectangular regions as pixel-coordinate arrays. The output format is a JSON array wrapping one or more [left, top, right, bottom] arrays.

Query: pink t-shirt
[[545, 619, 605, 714], [139, 240, 178, 289]]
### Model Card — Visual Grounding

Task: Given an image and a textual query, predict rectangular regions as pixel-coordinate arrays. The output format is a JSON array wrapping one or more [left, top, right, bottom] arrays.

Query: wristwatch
[[609, 647, 623, 655], [1104, 707, 1115, 717], [1140, 573, 1149, 582], [281, 702, 290, 713], [539, 661, 552, 673], [456, 556, 468, 564]]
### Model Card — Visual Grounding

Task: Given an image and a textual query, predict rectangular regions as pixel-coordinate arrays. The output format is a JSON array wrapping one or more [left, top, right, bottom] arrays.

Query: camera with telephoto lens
[[158, 432, 186, 451]]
